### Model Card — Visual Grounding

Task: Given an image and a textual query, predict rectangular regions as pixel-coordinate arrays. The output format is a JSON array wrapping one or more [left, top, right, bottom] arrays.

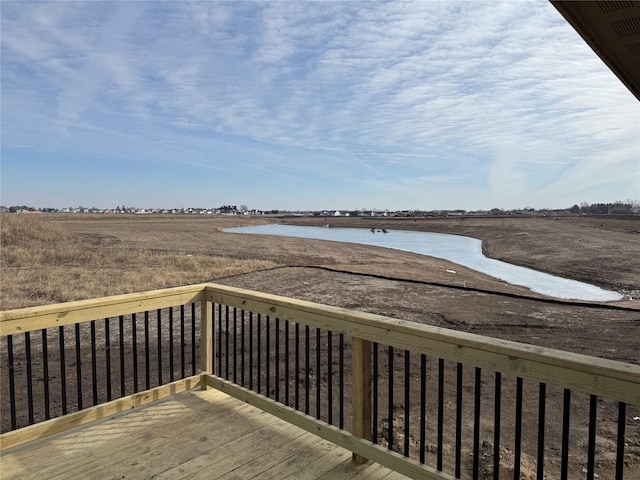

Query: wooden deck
[[0, 388, 407, 479]]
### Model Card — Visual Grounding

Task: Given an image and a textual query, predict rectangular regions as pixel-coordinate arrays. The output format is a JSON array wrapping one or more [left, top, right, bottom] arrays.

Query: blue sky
[[1, 1, 638, 211]]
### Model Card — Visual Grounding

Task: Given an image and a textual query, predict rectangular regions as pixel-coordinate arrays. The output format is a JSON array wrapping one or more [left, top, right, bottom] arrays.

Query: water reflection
[[225, 224, 623, 302]]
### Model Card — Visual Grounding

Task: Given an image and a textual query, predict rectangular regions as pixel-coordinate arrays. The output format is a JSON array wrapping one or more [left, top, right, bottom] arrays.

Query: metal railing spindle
[[316, 327, 321, 420], [144, 312, 150, 390], [587, 395, 598, 480], [339, 333, 344, 429], [119, 316, 125, 396], [180, 305, 185, 379], [42, 329, 50, 419], [455, 362, 463, 477], [8, 335, 17, 429], [419, 354, 427, 464], [493, 372, 501, 480], [90, 321, 98, 405], [404, 350, 410, 457], [537, 383, 547, 479], [560, 388, 571, 480], [191, 304, 196, 376], [388, 345, 394, 451], [373, 342, 379, 444], [327, 330, 333, 425], [169, 308, 174, 382], [156, 310, 162, 386], [473, 368, 482, 479], [105, 319, 112, 401], [437, 358, 444, 470], [132, 313, 138, 393], [59, 326, 67, 415], [616, 402, 627, 480], [25, 332, 34, 423], [514, 377, 524, 480]]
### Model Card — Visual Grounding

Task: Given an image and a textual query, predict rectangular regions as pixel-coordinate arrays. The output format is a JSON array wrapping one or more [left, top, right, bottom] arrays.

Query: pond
[[224, 224, 623, 302]]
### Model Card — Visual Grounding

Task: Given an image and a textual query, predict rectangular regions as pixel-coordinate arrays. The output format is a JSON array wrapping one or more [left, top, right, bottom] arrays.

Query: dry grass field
[[1, 212, 639, 478], [0, 214, 276, 310]]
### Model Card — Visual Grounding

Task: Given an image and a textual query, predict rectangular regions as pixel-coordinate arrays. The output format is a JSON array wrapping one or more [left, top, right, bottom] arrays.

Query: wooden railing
[[1, 284, 639, 479]]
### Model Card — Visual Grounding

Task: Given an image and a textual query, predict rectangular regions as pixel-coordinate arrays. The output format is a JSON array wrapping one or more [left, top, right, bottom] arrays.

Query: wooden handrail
[[0, 284, 207, 336], [204, 284, 640, 404]]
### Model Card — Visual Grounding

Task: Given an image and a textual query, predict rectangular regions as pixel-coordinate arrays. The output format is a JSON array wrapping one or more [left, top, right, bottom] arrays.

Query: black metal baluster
[[373, 342, 379, 444], [327, 331, 333, 425], [560, 388, 571, 480], [224, 306, 229, 380], [455, 362, 463, 477], [437, 358, 444, 470], [616, 402, 627, 480], [217, 304, 223, 377], [493, 372, 502, 480], [90, 321, 98, 405], [419, 354, 427, 464], [144, 311, 150, 390], [74, 324, 82, 410], [169, 308, 174, 382], [305, 324, 310, 415], [105, 318, 112, 401], [275, 317, 280, 402], [514, 377, 524, 480], [404, 350, 410, 457], [257, 313, 262, 394], [473, 368, 482, 479], [587, 395, 597, 480], [25, 331, 34, 423], [241, 310, 246, 387], [191, 304, 196, 376], [537, 383, 546, 479], [339, 333, 344, 429], [59, 326, 67, 415], [388, 345, 394, 451], [284, 319, 289, 406], [132, 313, 138, 393], [249, 312, 254, 391], [316, 327, 321, 420], [42, 329, 50, 420], [119, 315, 125, 396], [233, 307, 237, 384], [266, 315, 271, 396], [157, 309, 162, 386], [180, 305, 185, 379], [295, 322, 300, 410], [8, 335, 16, 429], [212, 304, 217, 374]]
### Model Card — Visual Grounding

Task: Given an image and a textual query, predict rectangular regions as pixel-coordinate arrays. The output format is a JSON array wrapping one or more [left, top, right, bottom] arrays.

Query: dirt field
[[34, 213, 638, 364], [2, 213, 639, 478]]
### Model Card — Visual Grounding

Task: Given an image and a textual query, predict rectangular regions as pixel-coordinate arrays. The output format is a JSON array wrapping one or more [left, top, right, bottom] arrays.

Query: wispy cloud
[[1, 1, 637, 210]]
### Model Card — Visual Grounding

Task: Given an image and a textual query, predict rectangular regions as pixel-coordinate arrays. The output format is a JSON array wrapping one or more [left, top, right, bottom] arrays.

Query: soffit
[[551, 1, 640, 101]]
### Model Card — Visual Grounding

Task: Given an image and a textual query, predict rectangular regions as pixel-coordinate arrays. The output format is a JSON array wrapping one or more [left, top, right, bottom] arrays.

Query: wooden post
[[352, 337, 372, 464], [200, 298, 213, 389]]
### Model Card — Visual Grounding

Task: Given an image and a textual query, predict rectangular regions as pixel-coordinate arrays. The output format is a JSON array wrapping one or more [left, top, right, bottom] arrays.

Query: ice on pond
[[225, 224, 623, 302]]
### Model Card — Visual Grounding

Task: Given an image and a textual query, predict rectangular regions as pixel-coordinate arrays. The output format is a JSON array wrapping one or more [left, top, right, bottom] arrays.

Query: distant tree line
[[569, 201, 639, 215], [2, 200, 638, 216], [218, 205, 237, 213]]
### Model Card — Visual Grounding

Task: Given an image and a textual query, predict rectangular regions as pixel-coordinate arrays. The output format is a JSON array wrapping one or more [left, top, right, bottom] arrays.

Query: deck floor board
[[1, 389, 407, 479]]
